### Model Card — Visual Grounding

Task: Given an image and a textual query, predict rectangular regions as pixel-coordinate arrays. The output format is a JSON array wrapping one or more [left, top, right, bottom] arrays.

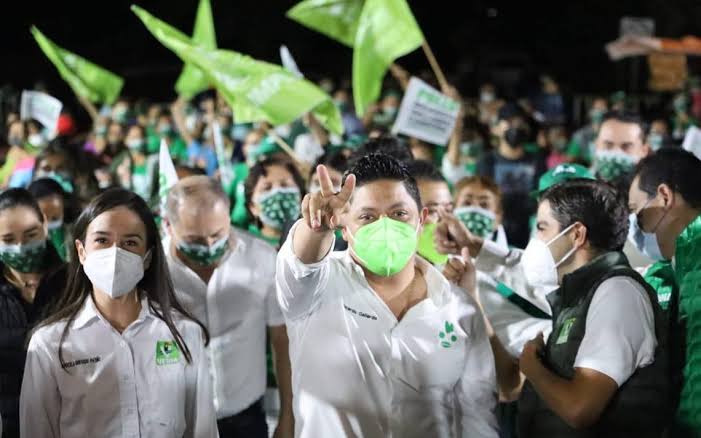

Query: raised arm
[[170, 97, 196, 145]]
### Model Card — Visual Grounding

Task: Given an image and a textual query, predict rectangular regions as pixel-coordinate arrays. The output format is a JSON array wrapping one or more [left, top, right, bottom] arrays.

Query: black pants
[[217, 398, 269, 438]]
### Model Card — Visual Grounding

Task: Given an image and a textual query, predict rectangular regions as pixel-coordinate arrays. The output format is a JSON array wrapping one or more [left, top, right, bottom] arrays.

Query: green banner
[[174, 0, 217, 99], [31, 26, 124, 105], [287, 0, 364, 47], [133, 5, 343, 135]]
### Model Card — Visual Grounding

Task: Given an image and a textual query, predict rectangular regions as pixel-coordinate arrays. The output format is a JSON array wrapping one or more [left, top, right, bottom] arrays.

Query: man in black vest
[[516, 178, 670, 437]]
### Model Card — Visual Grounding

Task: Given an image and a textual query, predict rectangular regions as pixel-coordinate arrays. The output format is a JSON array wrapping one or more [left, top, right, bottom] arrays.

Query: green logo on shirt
[[156, 340, 181, 365], [439, 321, 458, 348], [556, 318, 577, 345]]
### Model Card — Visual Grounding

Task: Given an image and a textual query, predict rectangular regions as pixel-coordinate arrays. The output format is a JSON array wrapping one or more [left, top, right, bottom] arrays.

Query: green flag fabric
[[287, 0, 423, 116], [31, 26, 124, 105], [132, 5, 343, 135], [174, 0, 217, 99], [286, 0, 364, 47], [352, 0, 423, 116]]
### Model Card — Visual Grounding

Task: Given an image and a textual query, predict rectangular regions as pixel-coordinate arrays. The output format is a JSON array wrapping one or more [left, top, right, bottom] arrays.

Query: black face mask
[[504, 127, 528, 148]]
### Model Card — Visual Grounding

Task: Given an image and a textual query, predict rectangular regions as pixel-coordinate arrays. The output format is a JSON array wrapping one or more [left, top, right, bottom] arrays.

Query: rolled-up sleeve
[[184, 327, 218, 438], [276, 220, 335, 321], [454, 302, 499, 438], [20, 333, 61, 438]]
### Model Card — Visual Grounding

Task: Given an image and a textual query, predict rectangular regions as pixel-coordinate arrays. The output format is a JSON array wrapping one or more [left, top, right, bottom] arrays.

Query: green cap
[[532, 163, 594, 198], [250, 136, 283, 162]]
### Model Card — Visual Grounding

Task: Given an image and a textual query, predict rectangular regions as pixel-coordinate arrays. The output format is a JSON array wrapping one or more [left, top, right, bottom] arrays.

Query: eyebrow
[[91, 230, 144, 240], [22, 226, 40, 235]]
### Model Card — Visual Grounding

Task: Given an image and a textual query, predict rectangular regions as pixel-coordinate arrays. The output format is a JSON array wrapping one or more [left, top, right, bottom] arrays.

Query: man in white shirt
[[276, 153, 498, 438], [164, 176, 293, 438]]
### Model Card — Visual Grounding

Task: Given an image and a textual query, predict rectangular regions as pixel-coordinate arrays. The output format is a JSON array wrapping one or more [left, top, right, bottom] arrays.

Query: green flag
[[174, 0, 217, 99], [352, 0, 423, 116], [132, 5, 343, 135], [31, 26, 124, 105], [286, 0, 364, 47]]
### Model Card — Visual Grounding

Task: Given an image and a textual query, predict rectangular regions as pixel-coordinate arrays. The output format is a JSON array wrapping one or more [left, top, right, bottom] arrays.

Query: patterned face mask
[[593, 150, 636, 181], [0, 239, 47, 273], [254, 187, 301, 230], [176, 235, 229, 266], [454, 206, 496, 239]]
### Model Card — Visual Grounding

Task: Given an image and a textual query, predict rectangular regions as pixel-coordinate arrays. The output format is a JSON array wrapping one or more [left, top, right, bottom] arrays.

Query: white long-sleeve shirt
[[20, 296, 218, 438], [276, 221, 499, 438]]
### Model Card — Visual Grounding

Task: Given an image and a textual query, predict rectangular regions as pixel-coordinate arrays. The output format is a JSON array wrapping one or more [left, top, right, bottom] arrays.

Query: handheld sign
[[391, 77, 460, 146], [20, 90, 63, 135]]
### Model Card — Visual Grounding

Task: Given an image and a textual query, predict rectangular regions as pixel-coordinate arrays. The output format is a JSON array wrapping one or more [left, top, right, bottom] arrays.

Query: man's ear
[[572, 222, 588, 248], [658, 183, 675, 209], [76, 239, 87, 265]]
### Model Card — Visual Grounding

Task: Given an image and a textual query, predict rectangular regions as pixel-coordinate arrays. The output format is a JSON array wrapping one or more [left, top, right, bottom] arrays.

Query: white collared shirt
[[165, 228, 285, 419], [276, 221, 498, 438], [20, 296, 218, 438]]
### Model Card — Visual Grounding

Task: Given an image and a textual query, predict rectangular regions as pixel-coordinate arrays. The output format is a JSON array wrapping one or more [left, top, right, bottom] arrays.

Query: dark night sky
[[3, 0, 701, 107]]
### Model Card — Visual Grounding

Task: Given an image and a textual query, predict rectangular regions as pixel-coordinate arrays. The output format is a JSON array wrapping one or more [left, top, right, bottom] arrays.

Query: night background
[[3, 0, 701, 118]]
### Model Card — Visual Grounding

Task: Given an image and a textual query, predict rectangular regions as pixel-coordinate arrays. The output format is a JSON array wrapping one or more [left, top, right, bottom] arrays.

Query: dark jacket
[[0, 244, 66, 438]]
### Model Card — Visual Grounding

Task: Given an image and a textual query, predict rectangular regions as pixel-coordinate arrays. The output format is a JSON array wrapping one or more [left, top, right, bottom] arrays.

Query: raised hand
[[442, 247, 478, 299], [434, 208, 484, 257], [302, 165, 356, 233]]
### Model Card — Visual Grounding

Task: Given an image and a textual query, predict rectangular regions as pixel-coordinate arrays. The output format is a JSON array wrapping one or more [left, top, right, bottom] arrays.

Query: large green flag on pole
[[286, 0, 364, 47], [174, 0, 217, 99], [352, 0, 423, 116], [31, 26, 124, 105], [287, 0, 424, 116], [132, 5, 343, 135]]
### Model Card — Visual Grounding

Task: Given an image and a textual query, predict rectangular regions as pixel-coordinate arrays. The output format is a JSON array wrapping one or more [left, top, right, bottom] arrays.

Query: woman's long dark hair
[[39, 188, 209, 369]]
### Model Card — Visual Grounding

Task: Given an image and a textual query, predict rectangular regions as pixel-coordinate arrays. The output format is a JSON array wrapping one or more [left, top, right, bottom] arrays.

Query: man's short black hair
[[498, 102, 525, 122], [349, 135, 413, 164], [634, 148, 701, 209], [540, 178, 629, 252], [601, 110, 646, 141], [344, 153, 422, 210], [406, 160, 446, 183]]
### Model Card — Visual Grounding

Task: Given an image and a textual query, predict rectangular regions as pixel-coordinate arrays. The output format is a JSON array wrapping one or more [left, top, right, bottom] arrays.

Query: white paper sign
[[391, 77, 460, 146], [20, 90, 63, 134], [280, 45, 303, 78], [682, 125, 701, 159]]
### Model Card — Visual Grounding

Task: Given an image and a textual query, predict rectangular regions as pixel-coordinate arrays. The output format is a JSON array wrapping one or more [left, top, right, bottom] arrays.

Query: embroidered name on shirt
[[63, 356, 101, 369], [439, 321, 458, 348], [343, 304, 378, 321], [156, 340, 181, 365]]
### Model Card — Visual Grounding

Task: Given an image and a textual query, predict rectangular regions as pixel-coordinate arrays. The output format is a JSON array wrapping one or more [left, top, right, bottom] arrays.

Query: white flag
[[280, 45, 303, 78], [211, 121, 234, 189], [20, 90, 63, 135], [682, 126, 701, 160], [158, 138, 179, 218]]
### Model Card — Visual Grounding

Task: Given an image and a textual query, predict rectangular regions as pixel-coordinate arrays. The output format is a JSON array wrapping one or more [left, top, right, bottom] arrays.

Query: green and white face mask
[[347, 217, 419, 277], [454, 206, 496, 239], [593, 150, 636, 181], [176, 235, 229, 267], [254, 187, 301, 230], [0, 239, 47, 273]]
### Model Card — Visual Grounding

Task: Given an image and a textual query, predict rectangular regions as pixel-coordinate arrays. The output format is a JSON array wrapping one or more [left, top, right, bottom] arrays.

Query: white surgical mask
[[521, 223, 578, 288], [628, 213, 664, 261], [47, 219, 63, 231], [83, 246, 148, 299]]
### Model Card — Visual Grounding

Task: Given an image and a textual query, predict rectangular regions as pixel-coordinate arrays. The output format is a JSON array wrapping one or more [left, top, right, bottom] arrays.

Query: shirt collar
[[72, 293, 153, 330]]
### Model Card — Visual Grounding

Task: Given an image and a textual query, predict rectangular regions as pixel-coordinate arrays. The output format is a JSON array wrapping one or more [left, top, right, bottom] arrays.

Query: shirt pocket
[[396, 331, 468, 392], [146, 361, 187, 437]]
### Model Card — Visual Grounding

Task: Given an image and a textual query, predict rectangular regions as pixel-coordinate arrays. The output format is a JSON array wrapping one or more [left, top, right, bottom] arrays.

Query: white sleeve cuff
[[475, 239, 510, 271], [280, 220, 336, 279]]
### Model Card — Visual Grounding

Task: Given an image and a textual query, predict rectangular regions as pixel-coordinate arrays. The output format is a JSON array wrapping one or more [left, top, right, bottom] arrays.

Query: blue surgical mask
[[628, 213, 664, 261]]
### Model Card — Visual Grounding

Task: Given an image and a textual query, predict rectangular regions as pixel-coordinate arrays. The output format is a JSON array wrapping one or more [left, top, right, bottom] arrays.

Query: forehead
[[176, 197, 229, 228], [350, 179, 418, 211], [0, 206, 42, 229], [259, 165, 293, 181], [628, 176, 649, 205], [417, 179, 450, 200], [536, 200, 555, 221], [87, 206, 146, 238], [457, 183, 497, 199], [598, 120, 642, 142]]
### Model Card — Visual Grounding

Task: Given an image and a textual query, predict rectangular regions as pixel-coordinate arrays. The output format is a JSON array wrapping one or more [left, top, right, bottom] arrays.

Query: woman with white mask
[[19, 188, 218, 438]]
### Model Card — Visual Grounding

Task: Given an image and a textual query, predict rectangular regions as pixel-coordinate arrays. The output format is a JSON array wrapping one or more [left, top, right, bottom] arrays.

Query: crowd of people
[[0, 65, 700, 438]]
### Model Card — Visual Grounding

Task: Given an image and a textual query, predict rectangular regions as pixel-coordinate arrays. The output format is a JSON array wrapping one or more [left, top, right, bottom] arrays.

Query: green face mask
[[255, 187, 301, 230], [177, 235, 229, 266], [417, 222, 449, 265], [594, 150, 636, 181], [348, 217, 418, 277], [454, 206, 496, 239], [0, 239, 47, 273]]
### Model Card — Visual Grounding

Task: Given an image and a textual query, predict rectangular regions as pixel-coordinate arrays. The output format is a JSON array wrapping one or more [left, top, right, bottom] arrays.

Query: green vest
[[673, 214, 701, 434], [519, 252, 670, 438]]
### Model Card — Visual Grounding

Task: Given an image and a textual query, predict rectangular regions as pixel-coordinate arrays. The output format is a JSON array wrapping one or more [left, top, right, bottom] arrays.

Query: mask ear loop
[[546, 223, 580, 269]]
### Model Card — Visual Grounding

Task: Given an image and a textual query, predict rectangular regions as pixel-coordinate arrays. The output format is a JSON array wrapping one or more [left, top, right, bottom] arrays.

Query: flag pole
[[421, 41, 449, 92], [266, 129, 310, 175]]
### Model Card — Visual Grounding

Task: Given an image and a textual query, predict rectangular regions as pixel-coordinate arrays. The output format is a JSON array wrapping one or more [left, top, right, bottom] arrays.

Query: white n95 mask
[[521, 223, 578, 288], [83, 246, 148, 298]]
